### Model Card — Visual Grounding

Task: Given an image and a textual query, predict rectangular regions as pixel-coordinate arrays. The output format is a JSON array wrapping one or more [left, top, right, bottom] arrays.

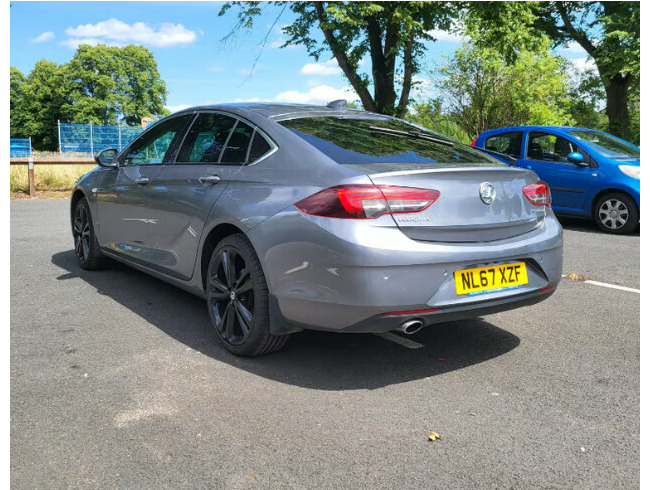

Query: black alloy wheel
[[206, 234, 288, 356], [72, 198, 103, 270]]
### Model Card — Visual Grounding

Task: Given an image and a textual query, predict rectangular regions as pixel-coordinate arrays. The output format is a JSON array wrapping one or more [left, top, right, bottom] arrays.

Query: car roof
[[173, 102, 392, 121], [480, 126, 598, 137]]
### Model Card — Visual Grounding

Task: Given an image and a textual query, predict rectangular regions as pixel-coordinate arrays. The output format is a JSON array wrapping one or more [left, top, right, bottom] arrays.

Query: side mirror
[[567, 152, 588, 166], [95, 148, 118, 167]]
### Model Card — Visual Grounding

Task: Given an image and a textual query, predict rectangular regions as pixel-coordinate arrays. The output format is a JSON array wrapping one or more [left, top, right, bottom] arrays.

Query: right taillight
[[522, 180, 551, 207], [295, 184, 440, 219]]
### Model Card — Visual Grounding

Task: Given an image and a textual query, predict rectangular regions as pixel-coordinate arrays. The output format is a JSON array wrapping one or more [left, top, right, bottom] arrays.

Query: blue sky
[[10, 1, 590, 114]]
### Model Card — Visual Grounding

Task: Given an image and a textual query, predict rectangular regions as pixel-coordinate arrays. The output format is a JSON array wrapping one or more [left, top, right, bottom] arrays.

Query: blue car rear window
[[279, 117, 499, 165]]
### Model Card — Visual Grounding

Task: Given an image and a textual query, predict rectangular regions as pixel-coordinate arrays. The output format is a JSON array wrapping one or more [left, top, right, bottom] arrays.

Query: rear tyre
[[594, 192, 639, 235], [72, 197, 104, 270], [206, 233, 289, 356]]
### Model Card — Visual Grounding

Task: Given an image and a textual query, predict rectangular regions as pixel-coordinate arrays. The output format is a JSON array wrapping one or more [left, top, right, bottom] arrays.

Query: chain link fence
[[58, 122, 144, 156], [10, 138, 31, 158]]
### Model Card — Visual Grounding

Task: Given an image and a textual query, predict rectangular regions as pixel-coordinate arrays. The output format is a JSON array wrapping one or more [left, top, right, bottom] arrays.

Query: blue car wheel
[[594, 192, 639, 234]]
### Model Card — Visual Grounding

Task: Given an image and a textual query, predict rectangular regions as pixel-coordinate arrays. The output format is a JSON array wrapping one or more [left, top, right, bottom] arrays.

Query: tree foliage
[[463, 1, 640, 140], [404, 99, 471, 143], [63, 45, 168, 126], [11, 61, 68, 150], [219, 1, 458, 117], [10, 45, 168, 150], [434, 42, 573, 141]]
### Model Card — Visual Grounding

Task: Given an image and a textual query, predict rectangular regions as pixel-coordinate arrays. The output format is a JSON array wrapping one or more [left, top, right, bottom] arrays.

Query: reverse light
[[522, 181, 551, 208], [295, 185, 440, 219]]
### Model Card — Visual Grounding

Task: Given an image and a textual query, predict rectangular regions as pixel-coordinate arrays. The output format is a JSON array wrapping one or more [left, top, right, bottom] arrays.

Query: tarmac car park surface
[[11, 199, 639, 489]]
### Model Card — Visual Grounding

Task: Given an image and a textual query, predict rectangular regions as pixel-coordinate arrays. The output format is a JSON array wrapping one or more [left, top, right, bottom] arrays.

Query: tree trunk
[[604, 74, 631, 140]]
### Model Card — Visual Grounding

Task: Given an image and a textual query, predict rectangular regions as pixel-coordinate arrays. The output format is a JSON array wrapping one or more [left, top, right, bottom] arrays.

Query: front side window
[[485, 132, 523, 158], [278, 117, 499, 165], [568, 131, 639, 160], [526, 132, 579, 163], [123, 114, 192, 166]]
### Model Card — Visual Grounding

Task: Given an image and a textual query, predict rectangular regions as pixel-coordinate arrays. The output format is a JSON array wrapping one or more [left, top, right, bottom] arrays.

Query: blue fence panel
[[10, 138, 31, 158], [59, 123, 144, 155]]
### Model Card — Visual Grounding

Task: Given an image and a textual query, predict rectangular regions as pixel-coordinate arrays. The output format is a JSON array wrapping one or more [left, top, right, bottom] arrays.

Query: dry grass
[[10, 164, 96, 193]]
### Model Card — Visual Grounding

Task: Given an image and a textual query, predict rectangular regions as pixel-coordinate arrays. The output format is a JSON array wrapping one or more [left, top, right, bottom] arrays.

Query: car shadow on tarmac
[[52, 250, 520, 391]]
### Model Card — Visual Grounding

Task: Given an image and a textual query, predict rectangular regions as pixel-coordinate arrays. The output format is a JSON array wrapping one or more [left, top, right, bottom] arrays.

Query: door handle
[[136, 177, 149, 185], [199, 175, 221, 184]]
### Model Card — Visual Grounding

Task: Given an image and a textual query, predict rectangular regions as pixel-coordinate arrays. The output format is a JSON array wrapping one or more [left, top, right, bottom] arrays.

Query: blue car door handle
[[199, 175, 221, 184], [136, 177, 149, 185]]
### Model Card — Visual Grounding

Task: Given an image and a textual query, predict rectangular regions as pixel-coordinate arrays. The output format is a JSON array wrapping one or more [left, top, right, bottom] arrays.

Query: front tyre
[[72, 197, 104, 270], [594, 192, 639, 234], [206, 233, 288, 356]]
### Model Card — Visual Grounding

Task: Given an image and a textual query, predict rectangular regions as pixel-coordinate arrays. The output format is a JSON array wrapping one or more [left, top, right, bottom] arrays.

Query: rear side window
[[176, 113, 237, 164], [221, 121, 255, 164], [248, 131, 272, 162], [485, 132, 523, 158], [278, 117, 498, 165]]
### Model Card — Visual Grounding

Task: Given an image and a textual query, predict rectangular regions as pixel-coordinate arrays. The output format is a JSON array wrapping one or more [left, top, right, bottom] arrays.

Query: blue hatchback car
[[473, 126, 640, 234]]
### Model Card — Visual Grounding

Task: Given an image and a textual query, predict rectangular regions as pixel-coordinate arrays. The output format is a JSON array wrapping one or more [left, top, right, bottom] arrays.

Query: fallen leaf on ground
[[428, 431, 441, 441]]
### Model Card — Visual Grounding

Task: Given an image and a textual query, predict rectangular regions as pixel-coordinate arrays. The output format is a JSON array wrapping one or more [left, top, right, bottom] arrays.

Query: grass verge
[[10, 164, 96, 195]]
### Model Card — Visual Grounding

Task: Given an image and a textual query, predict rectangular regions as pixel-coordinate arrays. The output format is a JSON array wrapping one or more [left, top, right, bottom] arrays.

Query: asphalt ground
[[10, 200, 640, 489]]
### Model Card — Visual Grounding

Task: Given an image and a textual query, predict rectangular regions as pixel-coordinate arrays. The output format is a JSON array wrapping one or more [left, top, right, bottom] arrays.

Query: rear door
[[522, 131, 591, 211], [95, 114, 192, 261], [144, 111, 262, 279]]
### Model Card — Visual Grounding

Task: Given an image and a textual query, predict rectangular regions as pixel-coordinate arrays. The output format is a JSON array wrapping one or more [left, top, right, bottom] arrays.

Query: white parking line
[[374, 332, 425, 349], [562, 274, 640, 294]]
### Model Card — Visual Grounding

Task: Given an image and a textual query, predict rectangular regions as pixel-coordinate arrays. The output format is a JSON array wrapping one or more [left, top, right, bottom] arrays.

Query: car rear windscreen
[[278, 117, 500, 165]]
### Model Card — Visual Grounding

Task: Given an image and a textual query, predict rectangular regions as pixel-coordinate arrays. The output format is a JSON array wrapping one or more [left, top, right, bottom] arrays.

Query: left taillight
[[295, 184, 440, 219], [522, 180, 551, 207]]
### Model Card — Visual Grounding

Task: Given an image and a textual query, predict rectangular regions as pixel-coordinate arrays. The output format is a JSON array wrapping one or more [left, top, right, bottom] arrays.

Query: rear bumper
[[248, 208, 563, 333]]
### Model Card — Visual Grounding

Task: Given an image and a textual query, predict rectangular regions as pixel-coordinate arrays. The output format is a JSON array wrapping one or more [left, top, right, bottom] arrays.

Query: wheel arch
[[199, 222, 247, 291], [70, 188, 87, 227]]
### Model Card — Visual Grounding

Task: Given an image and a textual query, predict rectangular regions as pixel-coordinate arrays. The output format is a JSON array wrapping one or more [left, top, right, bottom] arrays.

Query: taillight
[[522, 180, 551, 207], [295, 184, 440, 219], [470, 137, 477, 146]]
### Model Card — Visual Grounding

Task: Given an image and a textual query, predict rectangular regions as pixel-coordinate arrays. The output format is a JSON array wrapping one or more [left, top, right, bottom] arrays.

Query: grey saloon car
[[71, 102, 563, 356]]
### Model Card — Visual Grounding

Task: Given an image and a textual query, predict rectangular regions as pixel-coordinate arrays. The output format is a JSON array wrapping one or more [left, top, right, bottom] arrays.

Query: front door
[[96, 113, 193, 262]]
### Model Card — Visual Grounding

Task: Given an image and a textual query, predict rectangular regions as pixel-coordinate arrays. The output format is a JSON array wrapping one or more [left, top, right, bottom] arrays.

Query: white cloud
[[558, 41, 587, 55], [32, 31, 55, 43], [64, 18, 197, 48], [569, 57, 597, 73], [273, 84, 358, 105], [209, 65, 223, 73], [165, 104, 192, 113], [300, 58, 341, 76], [427, 27, 468, 43]]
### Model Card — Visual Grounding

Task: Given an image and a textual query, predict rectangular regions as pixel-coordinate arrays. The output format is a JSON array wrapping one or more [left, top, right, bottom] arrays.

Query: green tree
[[10, 67, 26, 137], [63, 44, 168, 126], [404, 99, 471, 143], [11, 60, 68, 150], [435, 42, 573, 141], [463, 1, 640, 140], [220, 1, 458, 117]]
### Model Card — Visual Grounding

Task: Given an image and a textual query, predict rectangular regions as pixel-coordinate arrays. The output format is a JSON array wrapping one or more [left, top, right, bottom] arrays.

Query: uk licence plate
[[454, 262, 528, 295]]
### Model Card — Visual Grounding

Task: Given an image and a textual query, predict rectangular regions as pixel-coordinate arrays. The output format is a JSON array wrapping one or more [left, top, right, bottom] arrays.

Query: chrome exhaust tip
[[396, 319, 424, 335]]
